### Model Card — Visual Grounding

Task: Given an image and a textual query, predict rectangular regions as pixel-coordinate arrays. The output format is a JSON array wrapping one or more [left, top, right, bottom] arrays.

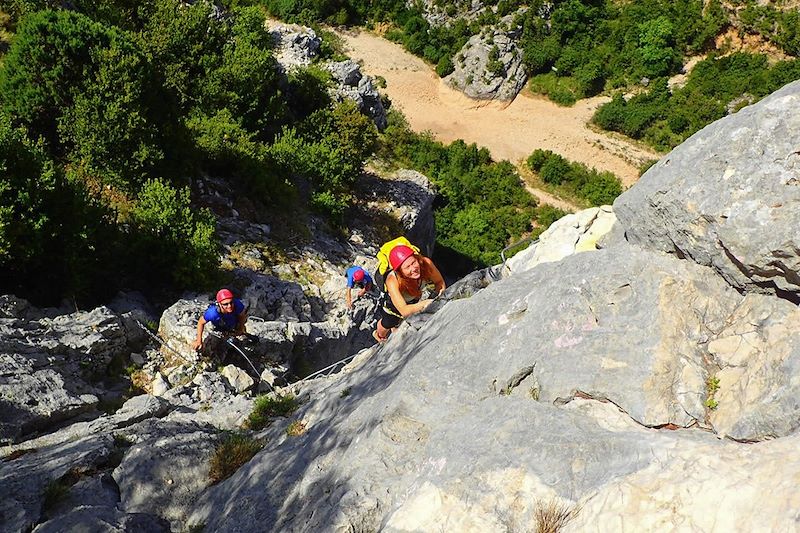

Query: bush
[[128, 178, 219, 290], [246, 394, 299, 430], [0, 117, 118, 304], [526, 148, 624, 206], [208, 432, 263, 484], [436, 55, 454, 77]]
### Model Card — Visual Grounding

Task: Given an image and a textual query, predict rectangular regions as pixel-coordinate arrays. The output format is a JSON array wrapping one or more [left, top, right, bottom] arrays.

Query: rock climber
[[345, 265, 374, 309], [373, 245, 445, 342], [192, 288, 248, 352]]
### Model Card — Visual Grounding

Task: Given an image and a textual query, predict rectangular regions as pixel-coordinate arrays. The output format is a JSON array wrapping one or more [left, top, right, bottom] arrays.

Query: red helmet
[[353, 268, 365, 282], [216, 288, 234, 303], [389, 245, 415, 271]]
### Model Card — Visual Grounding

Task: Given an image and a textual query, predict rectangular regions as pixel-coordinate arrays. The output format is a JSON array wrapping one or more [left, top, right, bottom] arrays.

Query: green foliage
[[246, 394, 299, 430], [520, 0, 729, 100], [208, 432, 264, 484], [705, 375, 720, 410], [528, 73, 582, 106], [43, 478, 71, 510], [436, 55, 455, 77], [594, 53, 800, 151], [129, 178, 219, 289], [526, 149, 623, 206], [380, 122, 543, 269], [269, 101, 377, 221], [637, 16, 677, 78], [0, 117, 122, 303]]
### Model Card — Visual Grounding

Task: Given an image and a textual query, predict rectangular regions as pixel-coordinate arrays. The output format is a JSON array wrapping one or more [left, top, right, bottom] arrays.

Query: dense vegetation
[[1, 0, 555, 304], [251, 0, 800, 153], [380, 113, 564, 269], [593, 53, 800, 150], [0, 1, 376, 305], [526, 149, 622, 206]]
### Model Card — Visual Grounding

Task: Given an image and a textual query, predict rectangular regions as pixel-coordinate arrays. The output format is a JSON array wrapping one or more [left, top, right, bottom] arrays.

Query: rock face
[[326, 59, 388, 130], [269, 23, 321, 69], [184, 82, 800, 531], [360, 168, 437, 256], [615, 80, 800, 300], [506, 205, 617, 274], [445, 13, 528, 100], [6, 77, 800, 533], [0, 300, 133, 444]]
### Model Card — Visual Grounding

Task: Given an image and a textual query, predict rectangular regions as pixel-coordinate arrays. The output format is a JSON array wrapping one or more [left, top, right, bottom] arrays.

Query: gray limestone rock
[[358, 169, 437, 257], [186, 246, 760, 532], [445, 13, 528, 100], [326, 60, 388, 130], [270, 23, 321, 70], [707, 293, 800, 441], [113, 419, 219, 531], [615, 80, 800, 299], [33, 505, 170, 533], [0, 302, 132, 443], [506, 206, 617, 275], [0, 434, 114, 532]]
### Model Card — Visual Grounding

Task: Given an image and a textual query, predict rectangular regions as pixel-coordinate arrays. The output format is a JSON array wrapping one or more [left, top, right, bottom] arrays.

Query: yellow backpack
[[376, 236, 420, 276]]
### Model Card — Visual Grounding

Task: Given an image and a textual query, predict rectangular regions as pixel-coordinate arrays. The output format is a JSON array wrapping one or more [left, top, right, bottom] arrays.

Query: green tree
[[129, 178, 219, 289], [638, 16, 676, 78]]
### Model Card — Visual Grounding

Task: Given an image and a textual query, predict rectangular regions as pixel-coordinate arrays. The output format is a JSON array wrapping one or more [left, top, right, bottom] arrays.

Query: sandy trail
[[339, 29, 661, 191]]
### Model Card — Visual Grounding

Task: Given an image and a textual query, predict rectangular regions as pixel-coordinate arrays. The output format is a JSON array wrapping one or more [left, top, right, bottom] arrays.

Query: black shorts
[[379, 295, 418, 329]]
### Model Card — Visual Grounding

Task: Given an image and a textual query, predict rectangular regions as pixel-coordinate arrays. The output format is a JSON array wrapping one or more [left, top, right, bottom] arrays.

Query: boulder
[[34, 505, 169, 533], [445, 13, 528, 100], [358, 169, 438, 257], [0, 303, 134, 444], [506, 206, 617, 275], [269, 23, 321, 69], [0, 434, 115, 532], [614, 80, 800, 299], [326, 59, 388, 130]]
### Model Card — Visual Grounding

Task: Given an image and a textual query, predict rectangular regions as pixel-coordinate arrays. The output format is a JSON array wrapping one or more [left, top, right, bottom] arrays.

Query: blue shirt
[[203, 298, 245, 331], [346, 266, 373, 288]]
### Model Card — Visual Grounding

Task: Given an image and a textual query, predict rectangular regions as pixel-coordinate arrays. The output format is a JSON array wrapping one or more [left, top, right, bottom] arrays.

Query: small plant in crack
[[286, 420, 307, 437], [705, 376, 720, 410], [533, 498, 580, 533], [208, 432, 264, 484]]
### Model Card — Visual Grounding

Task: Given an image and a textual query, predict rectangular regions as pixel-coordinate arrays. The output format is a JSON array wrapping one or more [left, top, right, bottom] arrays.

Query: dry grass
[[533, 498, 580, 533], [286, 420, 307, 437], [208, 433, 264, 484]]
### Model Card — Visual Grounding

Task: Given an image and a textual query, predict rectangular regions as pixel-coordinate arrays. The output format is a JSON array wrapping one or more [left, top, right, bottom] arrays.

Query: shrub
[[208, 432, 263, 484], [128, 178, 219, 290], [246, 394, 299, 430], [539, 155, 571, 185], [436, 55, 454, 77]]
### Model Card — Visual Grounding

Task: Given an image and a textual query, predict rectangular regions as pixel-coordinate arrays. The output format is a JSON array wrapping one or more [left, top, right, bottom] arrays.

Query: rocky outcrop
[[615, 80, 800, 300], [269, 23, 321, 69], [326, 59, 388, 130], [445, 12, 528, 101], [360, 168, 437, 257], [506, 205, 617, 274], [0, 298, 135, 444], [268, 23, 388, 129], [184, 82, 800, 531]]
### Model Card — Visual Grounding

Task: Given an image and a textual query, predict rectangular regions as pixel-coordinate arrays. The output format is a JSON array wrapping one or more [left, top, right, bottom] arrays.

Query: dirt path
[[338, 28, 661, 191]]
